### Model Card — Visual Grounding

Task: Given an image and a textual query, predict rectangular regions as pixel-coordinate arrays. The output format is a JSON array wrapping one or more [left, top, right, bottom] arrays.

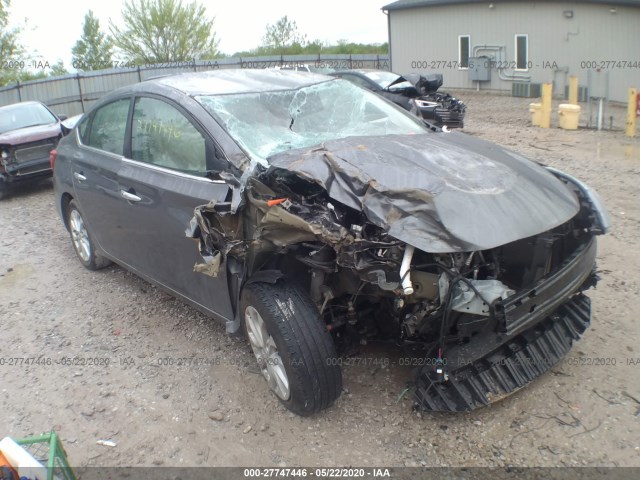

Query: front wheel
[[66, 200, 112, 271], [240, 281, 342, 416]]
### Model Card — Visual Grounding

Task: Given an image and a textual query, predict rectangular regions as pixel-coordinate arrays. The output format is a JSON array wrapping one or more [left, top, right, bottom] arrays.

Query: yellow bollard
[[540, 83, 552, 129], [558, 104, 581, 130], [626, 88, 637, 138], [568, 76, 578, 105], [529, 103, 542, 126]]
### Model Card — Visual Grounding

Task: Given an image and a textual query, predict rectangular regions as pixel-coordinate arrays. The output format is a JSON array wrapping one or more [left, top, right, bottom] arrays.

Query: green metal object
[[15, 431, 77, 480]]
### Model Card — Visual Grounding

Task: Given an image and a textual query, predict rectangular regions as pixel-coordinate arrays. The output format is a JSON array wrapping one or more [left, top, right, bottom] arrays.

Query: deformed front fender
[[545, 166, 611, 235]]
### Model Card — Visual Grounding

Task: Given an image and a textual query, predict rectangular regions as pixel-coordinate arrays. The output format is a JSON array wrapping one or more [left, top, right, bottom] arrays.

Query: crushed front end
[[189, 131, 609, 413], [411, 221, 600, 412], [307, 169, 606, 412]]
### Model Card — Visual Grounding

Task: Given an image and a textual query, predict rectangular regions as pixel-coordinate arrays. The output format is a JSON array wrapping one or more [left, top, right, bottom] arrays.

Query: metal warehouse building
[[382, 0, 640, 103]]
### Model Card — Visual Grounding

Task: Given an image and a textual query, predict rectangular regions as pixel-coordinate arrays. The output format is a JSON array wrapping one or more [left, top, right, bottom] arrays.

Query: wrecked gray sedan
[[53, 70, 609, 416]]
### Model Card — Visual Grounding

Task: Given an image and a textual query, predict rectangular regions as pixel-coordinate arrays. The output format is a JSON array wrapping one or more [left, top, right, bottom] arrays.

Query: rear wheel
[[66, 200, 111, 270], [240, 281, 342, 416]]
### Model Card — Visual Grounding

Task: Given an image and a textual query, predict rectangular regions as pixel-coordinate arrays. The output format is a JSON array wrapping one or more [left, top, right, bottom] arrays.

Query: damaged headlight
[[0, 148, 8, 160]]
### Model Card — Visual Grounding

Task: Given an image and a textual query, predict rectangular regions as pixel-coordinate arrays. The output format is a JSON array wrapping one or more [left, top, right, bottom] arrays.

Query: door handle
[[120, 190, 142, 202], [73, 172, 87, 181]]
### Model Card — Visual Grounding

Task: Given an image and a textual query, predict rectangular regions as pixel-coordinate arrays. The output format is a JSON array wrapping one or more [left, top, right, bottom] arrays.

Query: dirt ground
[[1, 92, 639, 468]]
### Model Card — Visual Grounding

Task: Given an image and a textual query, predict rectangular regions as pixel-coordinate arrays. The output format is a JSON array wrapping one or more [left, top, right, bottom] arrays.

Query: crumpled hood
[[402, 73, 443, 95], [0, 123, 61, 146], [266, 132, 579, 253]]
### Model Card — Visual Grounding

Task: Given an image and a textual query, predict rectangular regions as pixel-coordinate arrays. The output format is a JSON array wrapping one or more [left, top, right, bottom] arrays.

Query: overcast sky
[[9, 0, 390, 67]]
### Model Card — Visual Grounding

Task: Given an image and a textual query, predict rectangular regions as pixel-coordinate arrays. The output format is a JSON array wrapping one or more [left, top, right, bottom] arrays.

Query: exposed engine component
[[399, 245, 416, 295], [449, 279, 515, 316]]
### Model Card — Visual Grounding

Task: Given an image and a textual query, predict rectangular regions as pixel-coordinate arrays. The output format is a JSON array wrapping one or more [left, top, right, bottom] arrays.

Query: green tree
[[323, 40, 388, 55], [110, 0, 219, 64], [261, 16, 306, 52], [50, 60, 68, 77], [231, 40, 388, 58], [0, 2, 70, 85], [0, 0, 25, 85], [72, 10, 113, 71]]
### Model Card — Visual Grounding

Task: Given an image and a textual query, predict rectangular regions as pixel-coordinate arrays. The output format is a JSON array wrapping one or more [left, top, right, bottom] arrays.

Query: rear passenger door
[[116, 95, 234, 319]]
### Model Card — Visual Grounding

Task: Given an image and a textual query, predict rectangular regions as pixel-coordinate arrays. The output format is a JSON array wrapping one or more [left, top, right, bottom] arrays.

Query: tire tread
[[241, 281, 342, 416]]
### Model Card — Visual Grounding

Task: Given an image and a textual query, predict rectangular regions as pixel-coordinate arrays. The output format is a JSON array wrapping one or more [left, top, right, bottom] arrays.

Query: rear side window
[[86, 99, 130, 155], [131, 97, 206, 173]]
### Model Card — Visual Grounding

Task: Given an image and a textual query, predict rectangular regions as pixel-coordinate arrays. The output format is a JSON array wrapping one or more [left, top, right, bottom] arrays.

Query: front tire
[[66, 200, 111, 271], [240, 281, 342, 416]]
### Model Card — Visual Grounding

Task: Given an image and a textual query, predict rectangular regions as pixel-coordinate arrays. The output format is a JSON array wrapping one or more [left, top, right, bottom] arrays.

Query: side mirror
[[57, 114, 68, 121], [205, 139, 229, 174]]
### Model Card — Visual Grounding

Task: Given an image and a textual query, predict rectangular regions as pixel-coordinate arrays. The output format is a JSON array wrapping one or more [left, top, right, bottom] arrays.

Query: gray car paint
[[266, 132, 579, 253], [54, 70, 582, 327], [54, 84, 246, 323]]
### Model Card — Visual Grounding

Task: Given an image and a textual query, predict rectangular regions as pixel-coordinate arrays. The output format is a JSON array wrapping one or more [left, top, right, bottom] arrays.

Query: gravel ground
[[1, 92, 639, 468]]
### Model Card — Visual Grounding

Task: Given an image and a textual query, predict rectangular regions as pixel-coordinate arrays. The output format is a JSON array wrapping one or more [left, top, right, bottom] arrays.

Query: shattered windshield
[[196, 79, 427, 161]]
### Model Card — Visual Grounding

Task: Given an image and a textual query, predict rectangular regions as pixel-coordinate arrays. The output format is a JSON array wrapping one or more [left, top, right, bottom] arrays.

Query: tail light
[[49, 149, 57, 170]]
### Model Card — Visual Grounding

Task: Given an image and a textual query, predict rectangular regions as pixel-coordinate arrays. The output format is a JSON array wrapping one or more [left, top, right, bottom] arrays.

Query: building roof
[[383, 0, 640, 11]]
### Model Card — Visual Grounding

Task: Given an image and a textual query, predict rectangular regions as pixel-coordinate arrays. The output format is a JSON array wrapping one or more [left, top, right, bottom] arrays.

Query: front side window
[[515, 34, 529, 71], [86, 99, 130, 155], [459, 35, 470, 69], [131, 97, 206, 173]]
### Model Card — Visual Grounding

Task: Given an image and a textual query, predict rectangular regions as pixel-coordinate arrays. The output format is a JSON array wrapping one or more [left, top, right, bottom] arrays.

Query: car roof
[[148, 69, 335, 96]]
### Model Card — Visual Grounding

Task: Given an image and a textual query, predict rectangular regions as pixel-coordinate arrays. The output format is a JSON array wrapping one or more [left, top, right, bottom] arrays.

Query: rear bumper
[[414, 235, 598, 412]]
